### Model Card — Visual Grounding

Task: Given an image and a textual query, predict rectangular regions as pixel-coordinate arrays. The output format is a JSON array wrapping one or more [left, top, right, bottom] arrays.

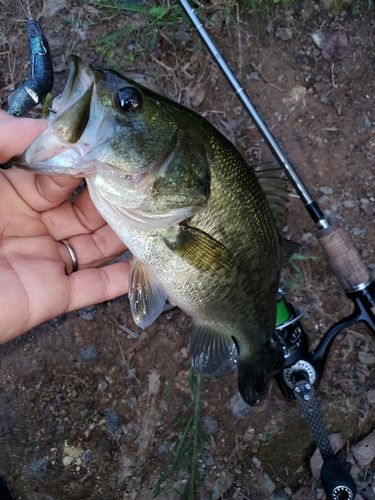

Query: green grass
[[153, 369, 203, 499], [280, 253, 320, 291], [90, 1, 182, 64], [90, 0, 374, 70]]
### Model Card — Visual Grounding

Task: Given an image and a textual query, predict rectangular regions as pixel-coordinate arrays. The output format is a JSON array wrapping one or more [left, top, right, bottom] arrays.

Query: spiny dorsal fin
[[253, 162, 290, 232], [253, 163, 300, 261]]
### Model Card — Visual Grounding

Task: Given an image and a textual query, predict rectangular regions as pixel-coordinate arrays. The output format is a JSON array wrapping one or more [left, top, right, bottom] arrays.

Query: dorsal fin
[[253, 162, 290, 232], [253, 163, 300, 261]]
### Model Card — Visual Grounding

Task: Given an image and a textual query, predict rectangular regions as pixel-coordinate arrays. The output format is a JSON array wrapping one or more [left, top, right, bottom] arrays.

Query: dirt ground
[[1, 1, 375, 499]]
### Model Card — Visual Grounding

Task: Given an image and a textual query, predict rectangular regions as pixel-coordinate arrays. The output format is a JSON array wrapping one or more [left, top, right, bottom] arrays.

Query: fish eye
[[116, 88, 142, 113]]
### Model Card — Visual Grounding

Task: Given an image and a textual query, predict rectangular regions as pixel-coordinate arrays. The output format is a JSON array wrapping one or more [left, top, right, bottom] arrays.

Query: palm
[[0, 161, 129, 344]]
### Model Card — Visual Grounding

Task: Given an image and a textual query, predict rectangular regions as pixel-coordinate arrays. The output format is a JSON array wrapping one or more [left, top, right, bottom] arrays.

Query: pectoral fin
[[189, 323, 238, 376], [165, 225, 235, 273], [128, 258, 167, 329]]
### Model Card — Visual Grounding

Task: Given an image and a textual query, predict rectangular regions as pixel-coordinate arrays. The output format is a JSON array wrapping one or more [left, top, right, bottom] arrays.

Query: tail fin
[[237, 339, 284, 406]]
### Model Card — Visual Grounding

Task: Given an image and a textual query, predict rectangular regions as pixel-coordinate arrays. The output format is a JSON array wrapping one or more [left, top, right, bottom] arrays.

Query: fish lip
[[56, 55, 94, 115], [46, 55, 94, 145]]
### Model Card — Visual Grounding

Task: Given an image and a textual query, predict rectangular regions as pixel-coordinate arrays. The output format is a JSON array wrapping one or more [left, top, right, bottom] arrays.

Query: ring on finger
[[60, 239, 78, 274]]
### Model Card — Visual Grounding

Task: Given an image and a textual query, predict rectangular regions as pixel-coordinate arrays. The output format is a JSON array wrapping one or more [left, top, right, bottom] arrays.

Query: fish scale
[[18, 55, 289, 405]]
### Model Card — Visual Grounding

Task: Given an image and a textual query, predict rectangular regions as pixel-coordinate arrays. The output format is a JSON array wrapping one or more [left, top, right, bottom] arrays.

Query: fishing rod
[[179, 2, 364, 499], [179, 0, 375, 350]]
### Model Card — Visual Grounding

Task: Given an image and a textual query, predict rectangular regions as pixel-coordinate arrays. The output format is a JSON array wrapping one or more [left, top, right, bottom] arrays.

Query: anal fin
[[128, 258, 167, 329], [189, 323, 238, 377]]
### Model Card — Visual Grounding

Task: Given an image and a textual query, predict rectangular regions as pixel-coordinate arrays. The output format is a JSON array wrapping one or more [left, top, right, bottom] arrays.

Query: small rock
[[158, 439, 171, 453], [81, 347, 100, 361], [62, 456, 73, 467], [319, 186, 333, 195], [98, 380, 108, 391], [342, 199, 356, 208], [358, 351, 375, 365], [80, 408, 89, 417], [311, 31, 326, 49], [175, 26, 191, 44], [106, 408, 119, 435], [299, 0, 315, 20], [360, 198, 372, 215], [82, 449, 91, 463], [201, 449, 215, 466], [302, 232, 313, 240], [266, 19, 274, 35], [275, 27, 293, 41], [227, 393, 251, 419], [272, 490, 291, 499], [42, 0, 68, 17], [81, 311, 94, 320], [191, 89, 205, 108], [352, 227, 365, 237], [22, 458, 48, 480], [203, 415, 218, 434], [211, 471, 234, 500], [259, 473, 276, 497], [248, 71, 259, 80], [366, 389, 375, 405], [318, 194, 329, 206], [351, 430, 375, 467]]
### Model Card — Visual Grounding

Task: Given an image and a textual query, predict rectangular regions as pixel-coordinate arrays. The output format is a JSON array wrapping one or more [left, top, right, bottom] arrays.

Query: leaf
[[149, 6, 167, 18], [321, 31, 348, 62]]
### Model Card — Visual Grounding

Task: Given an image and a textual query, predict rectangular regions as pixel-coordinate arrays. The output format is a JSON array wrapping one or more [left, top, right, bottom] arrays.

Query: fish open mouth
[[50, 55, 94, 144], [18, 56, 106, 175]]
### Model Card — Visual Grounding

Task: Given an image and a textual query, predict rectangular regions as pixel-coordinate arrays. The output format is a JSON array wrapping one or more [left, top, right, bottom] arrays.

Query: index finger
[[0, 110, 47, 163], [4, 167, 82, 212]]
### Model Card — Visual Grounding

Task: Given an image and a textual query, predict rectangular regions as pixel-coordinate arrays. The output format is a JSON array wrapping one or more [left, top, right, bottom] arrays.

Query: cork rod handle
[[316, 223, 371, 293]]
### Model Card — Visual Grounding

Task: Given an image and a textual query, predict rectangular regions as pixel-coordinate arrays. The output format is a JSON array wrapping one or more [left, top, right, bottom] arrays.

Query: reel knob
[[320, 457, 357, 500]]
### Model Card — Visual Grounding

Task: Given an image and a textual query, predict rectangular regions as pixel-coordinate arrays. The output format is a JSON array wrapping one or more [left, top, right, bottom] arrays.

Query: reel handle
[[320, 457, 357, 500], [316, 223, 372, 294]]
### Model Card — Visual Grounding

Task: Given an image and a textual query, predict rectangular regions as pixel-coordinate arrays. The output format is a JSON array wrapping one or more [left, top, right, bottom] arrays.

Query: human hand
[[0, 110, 129, 344]]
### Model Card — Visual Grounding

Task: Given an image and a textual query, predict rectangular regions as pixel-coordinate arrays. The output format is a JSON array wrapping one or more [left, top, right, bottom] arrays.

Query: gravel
[[81, 347, 101, 361]]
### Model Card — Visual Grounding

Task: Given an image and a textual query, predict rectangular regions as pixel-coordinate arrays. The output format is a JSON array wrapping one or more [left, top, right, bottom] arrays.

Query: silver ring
[[60, 240, 78, 274]]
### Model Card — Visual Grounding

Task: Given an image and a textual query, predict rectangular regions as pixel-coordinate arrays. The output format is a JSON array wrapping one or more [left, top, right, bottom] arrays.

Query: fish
[[17, 55, 291, 405]]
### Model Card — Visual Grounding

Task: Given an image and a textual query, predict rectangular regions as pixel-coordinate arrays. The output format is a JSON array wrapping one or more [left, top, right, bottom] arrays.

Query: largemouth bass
[[18, 55, 290, 405]]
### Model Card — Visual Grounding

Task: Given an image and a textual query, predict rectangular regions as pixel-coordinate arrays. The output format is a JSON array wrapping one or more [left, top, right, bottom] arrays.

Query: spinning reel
[[274, 293, 358, 500]]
